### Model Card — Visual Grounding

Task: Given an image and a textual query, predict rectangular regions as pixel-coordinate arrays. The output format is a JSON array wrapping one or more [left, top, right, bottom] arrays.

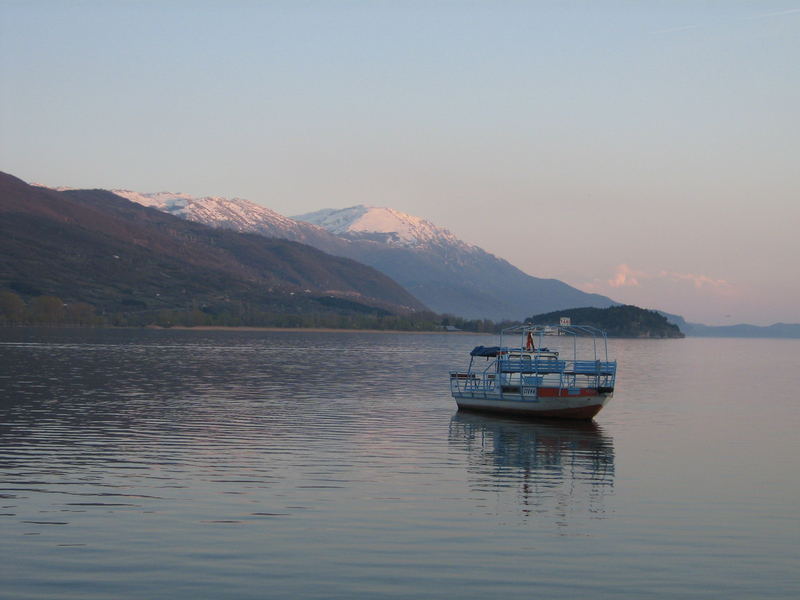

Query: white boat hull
[[453, 391, 612, 420]]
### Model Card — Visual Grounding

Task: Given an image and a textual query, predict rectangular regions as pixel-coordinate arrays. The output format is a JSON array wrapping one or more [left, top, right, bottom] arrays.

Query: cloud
[[595, 264, 736, 296], [657, 270, 732, 291], [607, 264, 644, 288], [579, 266, 754, 324]]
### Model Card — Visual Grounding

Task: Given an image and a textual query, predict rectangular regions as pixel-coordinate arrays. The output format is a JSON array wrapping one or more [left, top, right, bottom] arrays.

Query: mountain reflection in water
[[448, 413, 614, 523]]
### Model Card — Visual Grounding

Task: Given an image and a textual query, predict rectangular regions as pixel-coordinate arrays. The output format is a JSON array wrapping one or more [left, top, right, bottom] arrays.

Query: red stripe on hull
[[537, 387, 598, 397]]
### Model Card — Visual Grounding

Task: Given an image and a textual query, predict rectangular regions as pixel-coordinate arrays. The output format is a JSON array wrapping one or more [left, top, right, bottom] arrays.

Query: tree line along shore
[[0, 289, 684, 338], [0, 289, 501, 332]]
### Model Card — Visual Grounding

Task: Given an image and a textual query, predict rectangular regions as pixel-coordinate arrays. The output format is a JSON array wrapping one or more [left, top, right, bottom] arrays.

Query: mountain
[[660, 312, 800, 339], [110, 189, 350, 253], [0, 172, 424, 319], [530, 306, 684, 338], [295, 205, 617, 320], [293, 205, 465, 248], [109, 190, 615, 320]]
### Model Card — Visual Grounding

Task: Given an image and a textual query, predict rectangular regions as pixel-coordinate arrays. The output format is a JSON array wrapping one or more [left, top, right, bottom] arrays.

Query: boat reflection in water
[[448, 412, 615, 524]]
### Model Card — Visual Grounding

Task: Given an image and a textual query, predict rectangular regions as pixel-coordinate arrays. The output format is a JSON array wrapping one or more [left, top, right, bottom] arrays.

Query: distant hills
[[112, 189, 617, 320], [0, 172, 424, 325], [531, 306, 684, 338], [660, 312, 800, 339]]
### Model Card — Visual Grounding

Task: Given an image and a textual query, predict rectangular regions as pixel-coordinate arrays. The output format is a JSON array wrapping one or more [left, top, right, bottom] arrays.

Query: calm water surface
[[1, 328, 798, 599]]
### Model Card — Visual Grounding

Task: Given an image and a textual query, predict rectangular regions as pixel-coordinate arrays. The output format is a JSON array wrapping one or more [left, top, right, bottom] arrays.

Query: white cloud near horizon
[[607, 264, 645, 288], [579, 264, 747, 324], [603, 264, 734, 294], [657, 270, 733, 293]]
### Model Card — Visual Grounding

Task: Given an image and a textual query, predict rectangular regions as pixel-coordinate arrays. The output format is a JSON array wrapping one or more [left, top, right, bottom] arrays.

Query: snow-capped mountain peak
[[112, 189, 301, 232], [294, 205, 469, 249]]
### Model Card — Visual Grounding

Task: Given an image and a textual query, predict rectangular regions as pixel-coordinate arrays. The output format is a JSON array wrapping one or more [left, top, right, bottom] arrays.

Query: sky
[[1, 1, 798, 326]]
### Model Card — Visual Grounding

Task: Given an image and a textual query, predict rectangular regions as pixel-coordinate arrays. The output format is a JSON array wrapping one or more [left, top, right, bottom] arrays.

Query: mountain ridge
[[107, 190, 617, 320], [1, 172, 424, 318]]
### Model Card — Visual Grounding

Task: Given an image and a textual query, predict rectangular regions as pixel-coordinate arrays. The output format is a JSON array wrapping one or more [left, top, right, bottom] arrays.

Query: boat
[[450, 323, 617, 420]]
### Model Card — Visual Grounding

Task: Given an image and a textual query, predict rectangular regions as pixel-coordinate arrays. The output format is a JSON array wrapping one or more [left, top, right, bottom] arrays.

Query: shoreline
[[144, 325, 482, 335]]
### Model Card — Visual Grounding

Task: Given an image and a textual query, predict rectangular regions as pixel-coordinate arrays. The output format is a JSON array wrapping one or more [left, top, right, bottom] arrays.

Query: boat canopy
[[469, 345, 507, 357]]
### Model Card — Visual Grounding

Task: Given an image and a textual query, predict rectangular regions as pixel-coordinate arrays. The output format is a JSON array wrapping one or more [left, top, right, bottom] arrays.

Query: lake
[[1, 328, 798, 599]]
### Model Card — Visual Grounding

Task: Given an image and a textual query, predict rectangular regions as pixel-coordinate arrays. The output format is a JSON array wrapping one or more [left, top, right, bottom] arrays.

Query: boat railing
[[450, 372, 487, 392], [451, 356, 616, 394]]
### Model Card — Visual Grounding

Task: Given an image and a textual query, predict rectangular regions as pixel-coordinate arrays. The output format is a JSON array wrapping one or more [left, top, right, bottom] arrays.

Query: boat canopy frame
[[499, 323, 611, 364]]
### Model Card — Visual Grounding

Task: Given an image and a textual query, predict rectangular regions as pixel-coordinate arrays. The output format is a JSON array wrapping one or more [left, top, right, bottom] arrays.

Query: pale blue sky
[[1, 1, 798, 324]]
